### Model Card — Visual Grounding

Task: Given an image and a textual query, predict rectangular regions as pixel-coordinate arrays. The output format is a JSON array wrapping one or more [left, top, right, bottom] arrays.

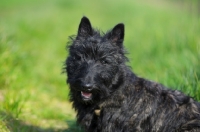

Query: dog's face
[[66, 17, 127, 104]]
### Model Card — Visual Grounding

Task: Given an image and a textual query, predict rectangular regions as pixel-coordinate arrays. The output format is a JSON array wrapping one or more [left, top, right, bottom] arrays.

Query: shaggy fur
[[64, 16, 200, 132]]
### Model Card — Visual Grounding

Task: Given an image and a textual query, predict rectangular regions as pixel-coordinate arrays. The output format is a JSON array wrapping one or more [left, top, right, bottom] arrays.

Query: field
[[0, 0, 199, 131]]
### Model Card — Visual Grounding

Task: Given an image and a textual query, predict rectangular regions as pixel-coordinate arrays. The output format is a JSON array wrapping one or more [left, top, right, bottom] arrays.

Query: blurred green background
[[0, 0, 199, 131]]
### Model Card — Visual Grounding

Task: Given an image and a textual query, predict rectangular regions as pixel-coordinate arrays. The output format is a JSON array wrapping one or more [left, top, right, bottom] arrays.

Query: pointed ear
[[78, 16, 92, 37], [109, 23, 124, 43]]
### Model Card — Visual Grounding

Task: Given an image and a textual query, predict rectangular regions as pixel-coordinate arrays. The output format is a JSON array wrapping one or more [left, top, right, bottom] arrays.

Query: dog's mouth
[[81, 91, 92, 101]]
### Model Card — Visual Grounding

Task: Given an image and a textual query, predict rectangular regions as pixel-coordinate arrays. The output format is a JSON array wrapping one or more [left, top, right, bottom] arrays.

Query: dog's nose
[[81, 83, 93, 91]]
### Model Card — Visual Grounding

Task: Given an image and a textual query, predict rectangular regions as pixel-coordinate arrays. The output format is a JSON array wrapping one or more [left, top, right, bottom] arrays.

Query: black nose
[[81, 83, 93, 91]]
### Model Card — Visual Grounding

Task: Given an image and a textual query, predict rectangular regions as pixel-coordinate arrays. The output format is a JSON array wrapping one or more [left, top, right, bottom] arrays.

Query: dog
[[64, 16, 200, 132]]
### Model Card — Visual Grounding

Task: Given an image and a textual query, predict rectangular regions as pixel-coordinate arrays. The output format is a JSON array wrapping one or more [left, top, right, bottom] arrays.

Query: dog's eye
[[74, 56, 81, 60], [101, 60, 108, 64]]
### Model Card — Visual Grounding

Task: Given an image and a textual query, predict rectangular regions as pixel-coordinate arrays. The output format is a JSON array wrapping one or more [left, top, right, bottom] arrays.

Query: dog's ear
[[78, 16, 92, 37], [108, 23, 124, 45]]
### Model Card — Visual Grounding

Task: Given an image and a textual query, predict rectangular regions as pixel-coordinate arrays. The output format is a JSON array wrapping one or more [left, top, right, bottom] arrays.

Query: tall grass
[[0, 0, 199, 131]]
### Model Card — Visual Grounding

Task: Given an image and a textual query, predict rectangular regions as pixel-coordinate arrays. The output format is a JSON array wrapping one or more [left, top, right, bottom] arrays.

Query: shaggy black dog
[[65, 16, 200, 132]]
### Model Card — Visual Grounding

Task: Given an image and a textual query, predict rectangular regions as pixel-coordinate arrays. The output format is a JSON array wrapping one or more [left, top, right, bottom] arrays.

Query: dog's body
[[65, 17, 200, 132]]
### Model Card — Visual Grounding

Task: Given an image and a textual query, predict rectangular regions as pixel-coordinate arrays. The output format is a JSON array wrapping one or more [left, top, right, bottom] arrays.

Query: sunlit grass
[[0, 0, 199, 131]]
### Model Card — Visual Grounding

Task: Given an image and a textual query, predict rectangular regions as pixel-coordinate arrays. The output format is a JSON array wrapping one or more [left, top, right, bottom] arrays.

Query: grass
[[0, 0, 199, 131]]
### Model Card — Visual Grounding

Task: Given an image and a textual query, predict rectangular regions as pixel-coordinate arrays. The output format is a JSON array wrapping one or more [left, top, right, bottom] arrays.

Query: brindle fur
[[64, 16, 200, 132]]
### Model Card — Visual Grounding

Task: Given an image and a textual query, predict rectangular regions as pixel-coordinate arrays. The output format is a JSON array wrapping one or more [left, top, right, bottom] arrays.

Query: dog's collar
[[94, 104, 102, 116], [94, 109, 101, 116]]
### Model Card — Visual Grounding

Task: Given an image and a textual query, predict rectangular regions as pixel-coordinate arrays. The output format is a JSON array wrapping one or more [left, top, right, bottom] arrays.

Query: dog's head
[[65, 17, 128, 104]]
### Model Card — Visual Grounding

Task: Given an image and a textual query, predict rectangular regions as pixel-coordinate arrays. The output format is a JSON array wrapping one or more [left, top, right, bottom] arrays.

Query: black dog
[[65, 16, 200, 132]]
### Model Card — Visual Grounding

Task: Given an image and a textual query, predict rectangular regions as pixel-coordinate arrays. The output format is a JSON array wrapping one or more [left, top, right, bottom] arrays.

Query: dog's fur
[[64, 17, 200, 132]]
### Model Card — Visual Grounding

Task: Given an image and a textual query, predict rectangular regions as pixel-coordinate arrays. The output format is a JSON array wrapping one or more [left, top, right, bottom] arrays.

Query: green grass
[[0, 0, 199, 131]]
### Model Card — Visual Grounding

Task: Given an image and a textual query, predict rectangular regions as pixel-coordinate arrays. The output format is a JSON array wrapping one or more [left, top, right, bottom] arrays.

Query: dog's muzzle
[[80, 83, 94, 101]]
